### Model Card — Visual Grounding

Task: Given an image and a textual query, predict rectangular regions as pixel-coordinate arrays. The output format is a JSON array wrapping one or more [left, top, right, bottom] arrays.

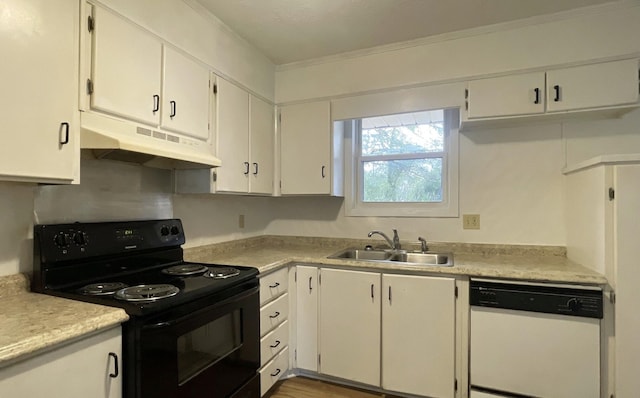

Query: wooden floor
[[265, 377, 402, 398]]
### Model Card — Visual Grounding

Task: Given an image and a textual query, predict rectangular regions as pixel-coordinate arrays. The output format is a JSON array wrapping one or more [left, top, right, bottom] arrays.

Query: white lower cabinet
[[294, 266, 459, 397], [319, 268, 381, 386], [258, 268, 290, 396], [0, 326, 122, 398], [382, 274, 456, 398]]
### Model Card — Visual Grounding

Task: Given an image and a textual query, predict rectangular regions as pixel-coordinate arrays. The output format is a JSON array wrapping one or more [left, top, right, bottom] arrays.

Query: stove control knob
[[160, 226, 170, 236], [73, 232, 87, 246], [54, 233, 70, 248], [170, 226, 180, 235], [567, 298, 582, 312]]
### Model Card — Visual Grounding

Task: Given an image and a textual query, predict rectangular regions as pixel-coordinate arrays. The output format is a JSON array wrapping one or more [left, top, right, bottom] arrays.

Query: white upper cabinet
[[216, 78, 250, 192], [280, 100, 334, 195], [546, 59, 639, 112], [249, 95, 275, 194], [161, 47, 211, 140], [467, 72, 545, 119], [88, 4, 211, 143], [0, 0, 79, 183], [91, 6, 162, 126]]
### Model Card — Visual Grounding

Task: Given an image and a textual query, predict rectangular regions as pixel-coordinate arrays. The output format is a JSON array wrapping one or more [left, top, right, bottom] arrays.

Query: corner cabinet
[[462, 59, 639, 130], [0, 0, 79, 184], [279, 101, 343, 196], [0, 326, 122, 398]]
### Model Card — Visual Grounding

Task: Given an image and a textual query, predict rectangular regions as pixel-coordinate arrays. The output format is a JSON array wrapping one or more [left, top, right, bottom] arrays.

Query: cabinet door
[[216, 78, 250, 192], [161, 46, 210, 140], [0, 0, 78, 183], [295, 266, 318, 371], [319, 268, 380, 386], [280, 101, 331, 194], [546, 59, 639, 112], [467, 72, 545, 118], [382, 274, 456, 398], [91, 6, 161, 126], [249, 96, 274, 194], [0, 327, 122, 398]]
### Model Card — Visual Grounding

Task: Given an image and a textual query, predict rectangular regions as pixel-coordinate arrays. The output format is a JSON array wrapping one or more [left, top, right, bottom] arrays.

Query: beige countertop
[[185, 235, 608, 285], [0, 274, 128, 368], [0, 235, 606, 368]]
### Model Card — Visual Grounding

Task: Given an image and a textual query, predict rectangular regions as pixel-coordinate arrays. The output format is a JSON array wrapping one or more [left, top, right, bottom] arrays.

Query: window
[[345, 108, 459, 217]]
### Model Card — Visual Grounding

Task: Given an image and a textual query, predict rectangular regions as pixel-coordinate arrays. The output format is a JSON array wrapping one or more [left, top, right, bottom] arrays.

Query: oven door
[[137, 285, 260, 398]]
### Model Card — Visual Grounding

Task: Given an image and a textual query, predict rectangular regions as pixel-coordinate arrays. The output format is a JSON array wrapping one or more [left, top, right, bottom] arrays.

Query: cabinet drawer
[[260, 320, 289, 367], [260, 346, 289, 397], [260, 268, 288, 305], [260, 293, 289, 336]]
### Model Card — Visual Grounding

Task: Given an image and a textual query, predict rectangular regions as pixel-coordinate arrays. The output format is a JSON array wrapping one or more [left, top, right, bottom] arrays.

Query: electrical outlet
[[238, 214, 245, 229], [463, 214, 480, 230]]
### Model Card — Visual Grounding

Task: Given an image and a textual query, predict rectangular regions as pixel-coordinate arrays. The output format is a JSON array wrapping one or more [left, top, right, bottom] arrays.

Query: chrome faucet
[[368, 229, 401, 250], [418, 236, 428, 252]]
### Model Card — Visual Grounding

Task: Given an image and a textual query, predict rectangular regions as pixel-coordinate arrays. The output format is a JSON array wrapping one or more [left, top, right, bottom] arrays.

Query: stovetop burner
[[162, 263, 209, 276], [204, 266, 240, 279], [79, 282, 129, 296], [114, 284, 180, 302]]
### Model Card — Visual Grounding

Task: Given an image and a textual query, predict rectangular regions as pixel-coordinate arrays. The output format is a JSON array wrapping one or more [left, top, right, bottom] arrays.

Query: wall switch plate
[[238, 214, 245, 229], [463, 214, 480, 229]]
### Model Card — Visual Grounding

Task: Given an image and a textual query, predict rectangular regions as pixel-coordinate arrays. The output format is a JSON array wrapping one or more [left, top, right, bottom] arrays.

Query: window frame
[[344, 108, 459, 218]]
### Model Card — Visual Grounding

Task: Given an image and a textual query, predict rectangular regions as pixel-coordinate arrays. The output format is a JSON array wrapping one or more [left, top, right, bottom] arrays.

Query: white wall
[[0, 183, 35, 277], [98, 0, 275, 100], [275, 3, 640, 103]]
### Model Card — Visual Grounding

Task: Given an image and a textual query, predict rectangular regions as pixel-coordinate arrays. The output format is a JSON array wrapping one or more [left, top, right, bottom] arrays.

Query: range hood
[[80, 112, 221, 170]]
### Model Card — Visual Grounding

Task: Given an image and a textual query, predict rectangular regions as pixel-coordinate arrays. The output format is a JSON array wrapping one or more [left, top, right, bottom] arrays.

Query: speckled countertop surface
[[185, 235, 607, 285], [0, 273, 128, 368]]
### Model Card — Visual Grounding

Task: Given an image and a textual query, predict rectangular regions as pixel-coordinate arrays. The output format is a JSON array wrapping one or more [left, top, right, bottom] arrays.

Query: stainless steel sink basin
[[328, 248, 453, 267], [328, 249, 392, 261], [389, 252, 453, 266]]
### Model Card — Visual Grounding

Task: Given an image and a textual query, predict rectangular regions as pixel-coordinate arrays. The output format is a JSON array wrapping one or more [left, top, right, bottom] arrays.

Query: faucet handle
[[418, 236, 428, 252], [392, 229, 401, 250]]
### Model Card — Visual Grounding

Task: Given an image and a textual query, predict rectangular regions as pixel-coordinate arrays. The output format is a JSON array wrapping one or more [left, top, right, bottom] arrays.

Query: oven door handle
[[142, 284, 259, 330]]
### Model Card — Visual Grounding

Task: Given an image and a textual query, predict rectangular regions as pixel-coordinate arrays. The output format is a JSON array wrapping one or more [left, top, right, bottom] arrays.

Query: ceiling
[[195, 0, 619, 65]]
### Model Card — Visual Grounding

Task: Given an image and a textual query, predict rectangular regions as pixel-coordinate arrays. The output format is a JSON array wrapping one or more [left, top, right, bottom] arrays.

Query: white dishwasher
[[469, 279, 603, 398]]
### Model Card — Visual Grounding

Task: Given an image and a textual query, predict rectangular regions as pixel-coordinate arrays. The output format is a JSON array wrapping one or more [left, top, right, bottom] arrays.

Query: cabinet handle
[[270, 340, 281, 348], [152, 95, 160, 113], [269, 311, 280, 319], [534, 88, 540, 104], [321, 165, 326, 178], [108, 352, 119, 378], [253, 162, 259, 175], [309, 276, 313, 292], [244, 162, 250, 175], [389, 285, 392, 303], [170, 100, 177, 118], [371, 283, 374, 299], [270, 368, 281, 377], [553, 85, 561, 102], [60, 122, 70, 145], [269, 282, 280, 288]]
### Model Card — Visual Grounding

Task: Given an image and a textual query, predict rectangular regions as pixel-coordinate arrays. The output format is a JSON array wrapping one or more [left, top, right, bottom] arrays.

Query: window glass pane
[[361, 110, 444, 156], [362, 158, 443, 202]]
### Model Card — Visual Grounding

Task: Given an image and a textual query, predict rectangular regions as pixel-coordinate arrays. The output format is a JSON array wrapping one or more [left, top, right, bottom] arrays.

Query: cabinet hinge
[[454, 286, 458, 298], [86, 79, 94, 95], [87, 15, 94, 32], [294, 271, 297, 282], [464, 89, 468, 99], [609, 187, 615, 201], [294, 349, 297, 361], [318, 354, 321, 365], [454, 379, 458, 391], [278, 113, 282, 124], [279, 180, 282, 189], [319, 272, 321, 286], [610, 290, 616, 304], [213, 84, 217, 94]]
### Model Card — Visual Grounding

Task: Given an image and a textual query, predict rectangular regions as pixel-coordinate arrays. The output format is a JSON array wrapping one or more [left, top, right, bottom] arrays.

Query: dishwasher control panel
[[470, 280, 603, 319]]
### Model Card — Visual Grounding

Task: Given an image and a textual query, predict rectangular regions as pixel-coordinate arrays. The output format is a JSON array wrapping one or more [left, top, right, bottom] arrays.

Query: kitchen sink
[[328, 248, 453, 267]]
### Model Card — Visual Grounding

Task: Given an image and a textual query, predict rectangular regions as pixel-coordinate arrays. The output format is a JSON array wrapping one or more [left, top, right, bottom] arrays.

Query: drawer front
[[260, 320, 289, 367], [260, 268, 288, 305], [260, 293, 289, 336], [260, 346, 289, 397]]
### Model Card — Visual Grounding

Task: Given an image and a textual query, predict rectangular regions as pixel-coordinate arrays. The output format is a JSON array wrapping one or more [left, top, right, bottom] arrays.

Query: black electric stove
[[32, 219, 261, 398]]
